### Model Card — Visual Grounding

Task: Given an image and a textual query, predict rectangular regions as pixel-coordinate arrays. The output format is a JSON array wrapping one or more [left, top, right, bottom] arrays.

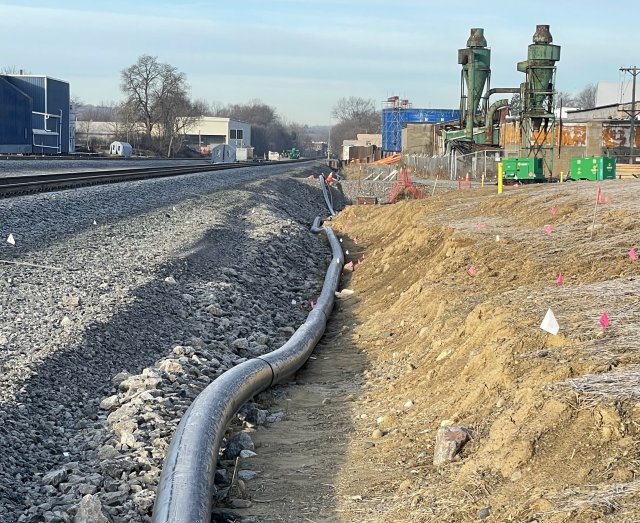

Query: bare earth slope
[[242, 179, 640, 523]]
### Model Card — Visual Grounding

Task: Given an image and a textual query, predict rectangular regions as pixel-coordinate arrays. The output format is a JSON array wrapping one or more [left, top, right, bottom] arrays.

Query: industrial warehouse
[[2, 7, 640, 523], [0, 74, 73, 154]]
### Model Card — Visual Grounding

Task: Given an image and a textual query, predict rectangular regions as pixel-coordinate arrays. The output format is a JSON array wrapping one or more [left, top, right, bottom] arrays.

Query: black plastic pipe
[[151, 216, 343, 523]]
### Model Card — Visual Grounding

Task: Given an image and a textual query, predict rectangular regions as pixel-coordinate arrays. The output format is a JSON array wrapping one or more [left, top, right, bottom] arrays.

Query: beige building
[[341, 133, 382, 162], [185, 117, 251, 153], [75, 116, 252, 154]]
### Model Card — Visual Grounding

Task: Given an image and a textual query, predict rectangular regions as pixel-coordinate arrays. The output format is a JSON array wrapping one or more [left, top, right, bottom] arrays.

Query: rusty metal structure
[[517, 24, 561, 178]]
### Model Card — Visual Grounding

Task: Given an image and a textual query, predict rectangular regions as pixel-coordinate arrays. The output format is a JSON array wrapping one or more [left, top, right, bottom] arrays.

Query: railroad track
[[0, 159, 309, 197]]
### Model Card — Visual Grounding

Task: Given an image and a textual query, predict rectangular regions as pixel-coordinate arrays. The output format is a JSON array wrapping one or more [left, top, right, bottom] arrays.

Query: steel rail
[[0, 159, 311, 197]]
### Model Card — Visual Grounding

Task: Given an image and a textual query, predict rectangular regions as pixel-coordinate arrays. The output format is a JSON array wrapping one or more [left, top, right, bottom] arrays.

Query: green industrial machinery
[[458, 28, 491, 140], [502, 157, 544, 182], [451, 28, 518, 149], [570, 157, 616, 181], [288, 147, 300, 159], [517, 25, 561, 179]]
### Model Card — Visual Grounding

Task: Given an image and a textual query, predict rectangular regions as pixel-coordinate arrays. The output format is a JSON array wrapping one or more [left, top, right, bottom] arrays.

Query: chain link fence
[[403, 150, 504, 182], [344, 151, 504, 183]]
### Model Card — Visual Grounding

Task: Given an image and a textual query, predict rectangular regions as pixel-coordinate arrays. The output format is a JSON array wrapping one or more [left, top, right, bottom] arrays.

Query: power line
[[620, 66, 639, 163]]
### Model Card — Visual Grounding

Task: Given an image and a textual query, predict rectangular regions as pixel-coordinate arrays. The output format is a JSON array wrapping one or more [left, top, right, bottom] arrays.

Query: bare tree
[[331, 97, 378, 125], [0, 66, 30, 74], [573, 83, 597, 110], [330, 96, 381, 155], [120, 55, 191, 150], [161, 97, 208, 157], [556, 84, 597, 110], [556, 90, 575, 108]]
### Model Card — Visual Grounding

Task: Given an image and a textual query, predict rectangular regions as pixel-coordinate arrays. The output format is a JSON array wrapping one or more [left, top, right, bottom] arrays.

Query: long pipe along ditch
[[152, 178, 343, 523]]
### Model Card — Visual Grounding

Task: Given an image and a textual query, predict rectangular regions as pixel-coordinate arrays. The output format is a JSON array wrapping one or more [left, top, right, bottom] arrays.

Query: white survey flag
[[540, 308, 559, 335], [6, 234, 15, 245]]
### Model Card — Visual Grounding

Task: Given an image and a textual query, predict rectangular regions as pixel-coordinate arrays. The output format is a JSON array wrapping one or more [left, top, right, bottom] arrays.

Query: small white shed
[[236, 147, 254, 161], [211, 143, 236, 164], [110, 141, 132, 157]]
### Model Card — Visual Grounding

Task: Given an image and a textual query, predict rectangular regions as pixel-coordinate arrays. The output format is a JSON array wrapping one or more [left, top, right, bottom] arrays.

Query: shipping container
[[2, 75, 70, 154], [382, 108, 460, 152], [570, 157, 616, 181], [0, 76, 32, 154]]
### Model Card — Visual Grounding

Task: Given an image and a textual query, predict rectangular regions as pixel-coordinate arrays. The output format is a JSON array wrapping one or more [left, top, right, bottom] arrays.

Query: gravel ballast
[[0, 161, 337, 522]]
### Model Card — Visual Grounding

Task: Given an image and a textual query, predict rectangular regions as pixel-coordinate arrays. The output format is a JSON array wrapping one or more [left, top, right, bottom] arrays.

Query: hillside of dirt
[[238, 179, 640, 523]]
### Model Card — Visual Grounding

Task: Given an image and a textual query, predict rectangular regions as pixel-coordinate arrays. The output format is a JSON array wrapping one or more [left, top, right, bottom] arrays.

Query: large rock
[[223, 432, 255, 459], [99, 395, 120, 411], [73, 494, 113, 523], [433, 426, 472, 465], [238, 403, 268, 426], [42, 468, 68, 487]]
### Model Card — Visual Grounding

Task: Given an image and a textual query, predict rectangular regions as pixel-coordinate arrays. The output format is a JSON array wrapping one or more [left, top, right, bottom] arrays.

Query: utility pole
[[620, 66, 639, 163]]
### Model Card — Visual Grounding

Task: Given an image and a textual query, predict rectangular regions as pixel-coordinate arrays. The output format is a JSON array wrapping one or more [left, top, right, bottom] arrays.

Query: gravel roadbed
[[0, 162, 335, 522]]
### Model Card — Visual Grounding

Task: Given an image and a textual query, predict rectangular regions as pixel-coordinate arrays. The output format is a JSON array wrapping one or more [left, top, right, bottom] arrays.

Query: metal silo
[[458, 28, 491, 140], [517, 25, 561, 178]]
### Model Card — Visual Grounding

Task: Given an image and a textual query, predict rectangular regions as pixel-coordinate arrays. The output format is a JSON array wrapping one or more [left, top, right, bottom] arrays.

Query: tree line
[[73, 55, 318, 157], [74, 55, 384, 158], [6, 57, 390, 159]]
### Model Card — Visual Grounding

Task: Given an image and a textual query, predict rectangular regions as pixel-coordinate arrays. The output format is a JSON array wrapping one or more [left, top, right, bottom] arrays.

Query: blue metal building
[[1, 75, 71, 154], [382, 108, 460, 152], [0, 77, 33, 154]]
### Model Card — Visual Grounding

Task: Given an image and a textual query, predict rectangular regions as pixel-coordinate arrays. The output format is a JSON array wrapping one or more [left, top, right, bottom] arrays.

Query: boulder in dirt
[[433, 425, 472, 465]]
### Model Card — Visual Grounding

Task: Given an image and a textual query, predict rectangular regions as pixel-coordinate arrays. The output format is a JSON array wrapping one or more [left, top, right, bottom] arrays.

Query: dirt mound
[[326, 181, 640, 522], [239, 179, 640, 522]]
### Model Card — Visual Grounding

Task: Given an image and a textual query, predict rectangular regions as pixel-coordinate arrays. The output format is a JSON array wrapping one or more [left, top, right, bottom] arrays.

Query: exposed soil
[[237, 179, 640, 522]]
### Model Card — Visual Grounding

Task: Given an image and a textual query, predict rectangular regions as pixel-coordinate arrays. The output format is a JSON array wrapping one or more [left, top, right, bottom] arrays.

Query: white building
[[596, 81, 633, 107], [185, 117, 251, 153]]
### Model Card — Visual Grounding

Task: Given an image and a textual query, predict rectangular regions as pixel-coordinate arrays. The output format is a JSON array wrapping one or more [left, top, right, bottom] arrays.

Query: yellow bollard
[[497, 162, 503, 194], [560, 171, 564, 183]]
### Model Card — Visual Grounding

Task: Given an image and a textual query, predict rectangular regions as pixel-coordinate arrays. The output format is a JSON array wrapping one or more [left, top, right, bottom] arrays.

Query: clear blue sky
[[0, 1, 636, 125]]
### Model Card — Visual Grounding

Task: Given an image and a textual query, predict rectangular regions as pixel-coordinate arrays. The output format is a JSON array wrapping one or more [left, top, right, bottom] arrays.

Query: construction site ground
[[237, 179, 640, 523]]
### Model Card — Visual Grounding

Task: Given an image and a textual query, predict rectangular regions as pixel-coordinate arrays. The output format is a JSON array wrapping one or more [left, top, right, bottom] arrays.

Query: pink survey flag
[[549, 207, 557, 215], [556, 273, 563, 285], [476, 223, 483, 230], [600, 312, 610, 330], [545, 225, 553, 234], [467, 265, 477, 276], [629, 248, 637, 261]]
